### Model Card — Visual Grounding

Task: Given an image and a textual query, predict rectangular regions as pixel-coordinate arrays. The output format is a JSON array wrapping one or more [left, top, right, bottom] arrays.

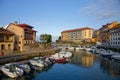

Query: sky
[[0, 0, 120, 41]]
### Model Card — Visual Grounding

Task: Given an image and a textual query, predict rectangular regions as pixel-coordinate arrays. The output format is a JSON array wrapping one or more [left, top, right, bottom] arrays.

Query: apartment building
[[61, 27, 93, 42], [6, 22, 36, 52], [0, 28, 14, 55], [97, 21, 119, 46], [109, 24, 120, 48]]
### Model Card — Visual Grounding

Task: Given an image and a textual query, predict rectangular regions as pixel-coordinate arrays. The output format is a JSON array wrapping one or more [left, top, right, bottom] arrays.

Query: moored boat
[[16, 64, 31, 74], [1, 63, 23, 78], [59, 51, 72, 58], [111, 54, 120, 61], [53, 57, 66, 63], [29, 57, 45, 68]]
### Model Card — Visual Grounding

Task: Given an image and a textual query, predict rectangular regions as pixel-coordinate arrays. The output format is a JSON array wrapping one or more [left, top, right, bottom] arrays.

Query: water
[[1, 50, 120, 80]]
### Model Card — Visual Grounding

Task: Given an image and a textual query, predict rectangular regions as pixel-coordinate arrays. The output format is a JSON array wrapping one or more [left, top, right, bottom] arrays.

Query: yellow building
[[6, 22, 36, 52], [61, 30, 71, 41], [0, 28, 14, 55], [61, 27, 93, 42]]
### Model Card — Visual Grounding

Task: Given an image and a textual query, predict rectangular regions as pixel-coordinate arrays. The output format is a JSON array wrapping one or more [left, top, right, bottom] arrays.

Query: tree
[[40, 34, 52, 49]]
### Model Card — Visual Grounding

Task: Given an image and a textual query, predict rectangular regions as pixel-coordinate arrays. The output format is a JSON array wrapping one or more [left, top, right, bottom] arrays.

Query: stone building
[[0, 28, 14, 55], [6, 22, 36, 52]]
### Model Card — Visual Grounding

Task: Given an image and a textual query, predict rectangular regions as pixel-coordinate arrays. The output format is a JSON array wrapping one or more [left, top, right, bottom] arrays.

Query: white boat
[[67, 47, 74, 50], [59, 51, 72, 58], [29, 57, 45, 68], [100, 50, 116, 58], [44, 57, 53, 65], [1, 63, 23, 78], [75, 47, 84, 50], [111, 54, 120, 60]]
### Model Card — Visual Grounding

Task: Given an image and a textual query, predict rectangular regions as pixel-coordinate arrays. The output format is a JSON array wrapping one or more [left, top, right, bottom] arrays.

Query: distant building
[[109, 24, 120, 48], [61, 27, 94, 43], [6, 22, 37, 52], [0, 28, 14, 55]]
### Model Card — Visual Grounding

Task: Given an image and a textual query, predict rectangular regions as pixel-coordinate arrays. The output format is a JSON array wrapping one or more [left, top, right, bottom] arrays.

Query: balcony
[[0, 40, 13, 43]]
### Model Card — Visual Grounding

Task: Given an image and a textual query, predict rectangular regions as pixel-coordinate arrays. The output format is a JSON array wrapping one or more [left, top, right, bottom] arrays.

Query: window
[[6, 36, 9, 40], [19, 46, 20, 50], [1, 44, 5, 50], [8, 44, 11, 50], [19, 41, 21, 44], [0, 36, 4, 42]]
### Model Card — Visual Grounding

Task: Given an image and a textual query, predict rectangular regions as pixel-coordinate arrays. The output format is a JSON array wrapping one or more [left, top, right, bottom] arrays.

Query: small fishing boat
[[1, 63, 23, 78], [53, 57, 66, 63], [111, 54, 120, 61], [100, 50, 116, 58], [29, 57, 45, 68], [59, 51, 72, 58], [49, 53, 67, 63], [16, 64, 31, 74]]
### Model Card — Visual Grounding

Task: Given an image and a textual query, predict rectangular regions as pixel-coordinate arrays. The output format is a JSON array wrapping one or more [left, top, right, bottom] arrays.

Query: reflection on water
[[100, 58, 120, 77], [0, 50, 120, 80], [70, 51, 94, 67]]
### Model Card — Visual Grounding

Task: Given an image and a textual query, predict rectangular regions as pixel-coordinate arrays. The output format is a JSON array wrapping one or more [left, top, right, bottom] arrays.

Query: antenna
[[18, 19, 20, 24]]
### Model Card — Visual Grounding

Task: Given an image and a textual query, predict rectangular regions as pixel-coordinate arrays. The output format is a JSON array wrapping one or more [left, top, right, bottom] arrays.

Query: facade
[[0, 28, 14, 55], [97, 21, 119, 46], [6, 22, 36, 52], [61, 27, 93, 42], [109, 24, 120, 48]]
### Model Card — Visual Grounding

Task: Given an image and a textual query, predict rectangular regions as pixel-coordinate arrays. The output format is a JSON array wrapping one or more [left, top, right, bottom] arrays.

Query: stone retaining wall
[[0, 48, 58, 65]]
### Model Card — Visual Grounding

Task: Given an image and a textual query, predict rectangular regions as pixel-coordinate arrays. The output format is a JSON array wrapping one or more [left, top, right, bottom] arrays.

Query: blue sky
[[0, 0, 120, 41]]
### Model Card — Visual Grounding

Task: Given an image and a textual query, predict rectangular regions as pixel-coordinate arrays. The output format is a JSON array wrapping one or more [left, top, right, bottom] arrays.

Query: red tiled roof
[[17, 24, 33, 28], [0, 28, 14, 35], [17, 24, 37, 32], [61, 27, 93, 33]]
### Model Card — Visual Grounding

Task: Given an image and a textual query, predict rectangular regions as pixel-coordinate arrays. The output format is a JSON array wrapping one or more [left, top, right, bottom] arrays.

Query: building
[[109, 24, 120, 48], [6, 22, 37, 52], [97, 21, 119, 46], [61, 27, 93, 43], [0, 28, 14, 55]]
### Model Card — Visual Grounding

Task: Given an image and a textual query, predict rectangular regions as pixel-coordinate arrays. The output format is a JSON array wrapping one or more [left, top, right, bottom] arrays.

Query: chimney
[[13, 21, 18, 25]]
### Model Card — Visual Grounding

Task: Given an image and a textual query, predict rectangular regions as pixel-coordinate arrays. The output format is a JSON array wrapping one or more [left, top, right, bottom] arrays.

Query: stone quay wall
[[0, 48, 58, 65]]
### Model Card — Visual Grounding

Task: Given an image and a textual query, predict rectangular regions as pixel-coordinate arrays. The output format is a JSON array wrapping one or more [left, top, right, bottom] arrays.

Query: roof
[[17, 24, 33, 28], [61, 27, 93, 33], [110, 24, 120, 30], [0, 28, 14, 35]]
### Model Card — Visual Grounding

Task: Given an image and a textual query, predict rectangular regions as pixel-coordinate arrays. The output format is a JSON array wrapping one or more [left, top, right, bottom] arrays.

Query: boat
[[100, 50, 116, 58], [59, 51, 72, 58], [49, 52, 67, 63], [52, 57, 66, 63], [111, 54, 120, 61], [16, 64, 31, 74], [44, 57, 54, 65], [1, 63, 23, 78], [29, 57, 45, 68]]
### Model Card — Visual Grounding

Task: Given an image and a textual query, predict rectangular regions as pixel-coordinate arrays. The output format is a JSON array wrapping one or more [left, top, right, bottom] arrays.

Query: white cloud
[[79, 0, 120, 19]]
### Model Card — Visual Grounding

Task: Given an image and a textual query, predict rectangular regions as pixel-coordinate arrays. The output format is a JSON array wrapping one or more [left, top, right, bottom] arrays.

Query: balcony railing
[[0, 40, 13, 43]]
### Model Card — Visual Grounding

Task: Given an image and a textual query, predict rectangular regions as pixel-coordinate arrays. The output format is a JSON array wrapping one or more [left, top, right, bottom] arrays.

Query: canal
[[0, 50, 120, 80]]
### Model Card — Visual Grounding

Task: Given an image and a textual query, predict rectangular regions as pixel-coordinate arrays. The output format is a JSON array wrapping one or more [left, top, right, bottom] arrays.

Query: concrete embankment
[[0, 48, 58, 65]]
